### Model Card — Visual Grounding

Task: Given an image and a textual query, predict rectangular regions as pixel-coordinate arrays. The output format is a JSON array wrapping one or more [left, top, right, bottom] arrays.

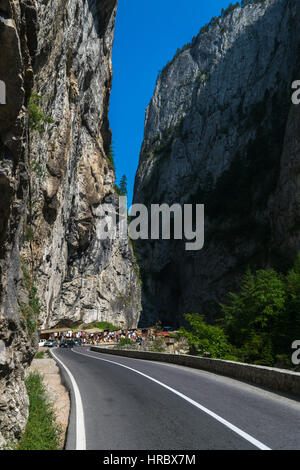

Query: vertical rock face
[[0, 0, 141, 445], [25, 0, 141, 329], [134, 0, 300, 326], [269, 82, 300, 259], [0, 0, 38, 447]]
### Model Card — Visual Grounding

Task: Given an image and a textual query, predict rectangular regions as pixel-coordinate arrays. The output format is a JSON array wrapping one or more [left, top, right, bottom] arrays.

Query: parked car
[[44, 340, 58, 348], [38, 339, 46, 347], [60, 340, 76, 348]]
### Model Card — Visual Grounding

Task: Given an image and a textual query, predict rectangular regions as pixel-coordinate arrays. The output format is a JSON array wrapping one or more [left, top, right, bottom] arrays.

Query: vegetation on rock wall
[[106, 144, 116, 170], [28, 95, 54, 133], [19, 94, 53, 334], [20, 258, 40, 333]]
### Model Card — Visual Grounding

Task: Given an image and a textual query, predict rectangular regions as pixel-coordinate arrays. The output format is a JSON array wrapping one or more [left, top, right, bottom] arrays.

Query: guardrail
[[90, 347, 300, 398]]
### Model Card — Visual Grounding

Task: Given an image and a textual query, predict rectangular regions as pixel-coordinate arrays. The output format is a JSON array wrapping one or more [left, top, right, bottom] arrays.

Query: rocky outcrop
[[134, 0, 300, 326], [23, 0, 141, 330], [0, 0, 38, 447], [0, 0, 141, 446]]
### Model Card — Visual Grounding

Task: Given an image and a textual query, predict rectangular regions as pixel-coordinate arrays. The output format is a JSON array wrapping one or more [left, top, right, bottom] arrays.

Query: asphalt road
[[51, 347, 300, 450]]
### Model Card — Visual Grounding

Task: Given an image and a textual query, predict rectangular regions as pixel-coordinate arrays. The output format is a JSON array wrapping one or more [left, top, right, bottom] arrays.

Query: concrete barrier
[[90, 346, 300, 398]]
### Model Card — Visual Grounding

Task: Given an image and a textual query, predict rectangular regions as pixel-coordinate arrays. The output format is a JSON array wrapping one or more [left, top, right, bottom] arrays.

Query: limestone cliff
[[0, 0, 38, 447], [0, 0, 141, 446], [25, 0, 141, 330], [134, 0, 300, 326]]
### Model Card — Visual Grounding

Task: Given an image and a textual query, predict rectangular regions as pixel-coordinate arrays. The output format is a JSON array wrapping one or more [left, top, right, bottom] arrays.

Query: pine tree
[[119, 174, 128, 196]]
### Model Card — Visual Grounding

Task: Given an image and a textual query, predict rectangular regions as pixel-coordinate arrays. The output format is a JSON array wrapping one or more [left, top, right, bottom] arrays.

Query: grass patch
[[82, 321, 119, 331], [34, 352, 45, 359], [17, 372, 62, 450]]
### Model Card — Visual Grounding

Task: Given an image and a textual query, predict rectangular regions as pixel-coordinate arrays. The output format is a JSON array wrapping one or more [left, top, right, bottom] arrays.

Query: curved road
[[51, 347, 300, 450]]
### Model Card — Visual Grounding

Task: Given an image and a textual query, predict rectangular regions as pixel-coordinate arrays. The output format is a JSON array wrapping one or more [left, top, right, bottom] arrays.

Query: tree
[[278, 253, 300, 354], [178, 254, 300, 368], [179, 314, 236, 359], [221, 268, 286, 365], [119, 174, 128, 196]]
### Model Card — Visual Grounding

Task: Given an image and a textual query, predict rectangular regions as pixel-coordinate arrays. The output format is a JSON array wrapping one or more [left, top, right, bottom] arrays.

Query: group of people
[[48, 328, 155, 345]]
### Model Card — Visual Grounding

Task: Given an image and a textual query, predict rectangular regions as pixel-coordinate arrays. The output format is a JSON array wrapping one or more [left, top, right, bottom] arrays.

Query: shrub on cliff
[[106, 144, 116, 170], [28, 94, 54, 133]]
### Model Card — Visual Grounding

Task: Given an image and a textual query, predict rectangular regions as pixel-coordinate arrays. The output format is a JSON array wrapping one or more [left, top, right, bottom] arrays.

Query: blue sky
[[109, 0, 231, 204]]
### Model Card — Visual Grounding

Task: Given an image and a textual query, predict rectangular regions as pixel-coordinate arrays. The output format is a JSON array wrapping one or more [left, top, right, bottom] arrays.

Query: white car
[[38, 339, 47, 347]]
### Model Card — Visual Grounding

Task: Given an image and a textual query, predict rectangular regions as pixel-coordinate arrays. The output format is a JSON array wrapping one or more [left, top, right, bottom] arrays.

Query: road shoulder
[[26, 350, 70, 447]]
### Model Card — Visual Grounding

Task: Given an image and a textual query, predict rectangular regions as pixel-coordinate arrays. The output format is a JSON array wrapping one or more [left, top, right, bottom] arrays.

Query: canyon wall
[[27, 0, 141, 330], [134, 0, 300, 327], [0, 0, 141, 446], [0, 0, 38, 447]]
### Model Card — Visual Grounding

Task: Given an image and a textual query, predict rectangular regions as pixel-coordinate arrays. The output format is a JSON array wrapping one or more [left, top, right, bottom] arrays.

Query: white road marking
[[72, 348, 271, 451], [51, 349, 86, 450]]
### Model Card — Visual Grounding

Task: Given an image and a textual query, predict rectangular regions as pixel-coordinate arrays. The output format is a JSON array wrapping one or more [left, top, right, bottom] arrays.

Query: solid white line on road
[[51, 349, 86, 450], [72, 348, 271, 451]]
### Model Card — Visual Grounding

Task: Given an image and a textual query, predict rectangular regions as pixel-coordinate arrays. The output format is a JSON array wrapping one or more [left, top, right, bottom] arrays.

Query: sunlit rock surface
[[0, 0, 141, 446]]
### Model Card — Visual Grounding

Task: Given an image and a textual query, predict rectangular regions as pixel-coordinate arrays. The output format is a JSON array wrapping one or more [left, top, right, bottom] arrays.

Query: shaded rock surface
[[0, 0, 38, 447], [134, 0, 300, 326]]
